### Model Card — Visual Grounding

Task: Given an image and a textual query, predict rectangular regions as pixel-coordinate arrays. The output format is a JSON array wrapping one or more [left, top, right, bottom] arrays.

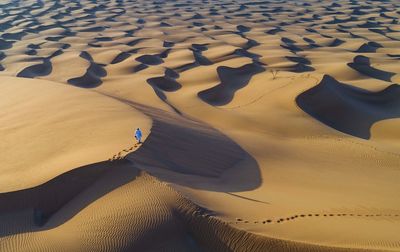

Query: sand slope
[[0, 76, 150, 192], [1, 0, 400, 251]]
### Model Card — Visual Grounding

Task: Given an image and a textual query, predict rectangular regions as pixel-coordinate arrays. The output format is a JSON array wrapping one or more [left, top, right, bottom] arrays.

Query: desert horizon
[[1, 0, 400, 251]]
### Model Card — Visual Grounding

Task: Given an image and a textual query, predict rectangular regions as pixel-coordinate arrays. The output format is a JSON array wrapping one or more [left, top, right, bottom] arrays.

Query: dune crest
[[0, 76, 150, 192], [296, 75, 400, 139], [1, 0, 400, 251]]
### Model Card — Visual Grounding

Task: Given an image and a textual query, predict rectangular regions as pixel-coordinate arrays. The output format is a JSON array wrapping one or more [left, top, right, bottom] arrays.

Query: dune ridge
[[296, 75, 400, 139], [1, 157, 393, 252], [1, 0, 400, 251]]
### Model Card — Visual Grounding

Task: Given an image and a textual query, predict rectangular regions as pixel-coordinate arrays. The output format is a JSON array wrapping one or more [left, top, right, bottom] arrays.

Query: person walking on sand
[[135, 128, 143, 144]]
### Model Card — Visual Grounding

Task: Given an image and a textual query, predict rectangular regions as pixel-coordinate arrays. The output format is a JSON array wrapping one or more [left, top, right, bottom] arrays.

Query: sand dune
[[0, 76, 150, 192], [296, 75, 400, 139], [1, 0, 400, 251], [198, 63, 265, 106], [348, 55, 396, 82]]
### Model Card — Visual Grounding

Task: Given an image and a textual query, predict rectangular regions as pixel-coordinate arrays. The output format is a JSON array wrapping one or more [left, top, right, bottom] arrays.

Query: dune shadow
[[354, 42, 383, 53], [348, 55, 395, 82], [0, 39, 14, 50], [17, 59, 52, 78], [67, 51, 107, 88], [145, 68, 183, 114], [68, 62, 106, 88], [329, 38, 345, 47], [2, 31, 26, 41], [0, 98, 262, 241], [198, 63, 265, 106], [135, 54, 164, 65], [296, 75, 400, 139], [280, 37, 303, 52], [147, 76, 181, 92], [111, 51, 131, 64], [0, 159, 139, 237], [285, 56, 315, 73], [124, 101, 262, 192]]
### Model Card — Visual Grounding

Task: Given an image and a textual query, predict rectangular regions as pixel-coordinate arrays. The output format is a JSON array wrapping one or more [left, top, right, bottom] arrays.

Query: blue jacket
[[135, 129, 142, 139]]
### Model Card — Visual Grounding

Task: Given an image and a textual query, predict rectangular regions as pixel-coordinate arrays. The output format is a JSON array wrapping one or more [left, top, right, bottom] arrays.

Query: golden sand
[[1, 0, 400, 251]]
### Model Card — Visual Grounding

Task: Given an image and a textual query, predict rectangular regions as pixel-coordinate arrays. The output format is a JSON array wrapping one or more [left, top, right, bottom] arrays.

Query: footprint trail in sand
[[1, 0, 400, 251]]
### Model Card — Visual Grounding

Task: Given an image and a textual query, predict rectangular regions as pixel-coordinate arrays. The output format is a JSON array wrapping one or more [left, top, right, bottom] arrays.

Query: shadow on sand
[[0, 160, 139, 237], [0, 100, 261, 237]]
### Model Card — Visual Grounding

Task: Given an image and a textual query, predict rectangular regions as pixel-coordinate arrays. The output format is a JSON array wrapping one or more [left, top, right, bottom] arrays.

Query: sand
[[1, 0, 400, 251]]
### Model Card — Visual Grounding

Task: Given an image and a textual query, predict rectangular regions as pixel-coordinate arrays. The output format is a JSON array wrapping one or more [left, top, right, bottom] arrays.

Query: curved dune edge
[[0, 160, 386, 252], [0, 76, 151, 192], [121, 99, 262, 192], [181, 201, 385, 252], [296, 75, 400, 139], [1, 0, 400, 250], [1, 100, 398, 251]]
